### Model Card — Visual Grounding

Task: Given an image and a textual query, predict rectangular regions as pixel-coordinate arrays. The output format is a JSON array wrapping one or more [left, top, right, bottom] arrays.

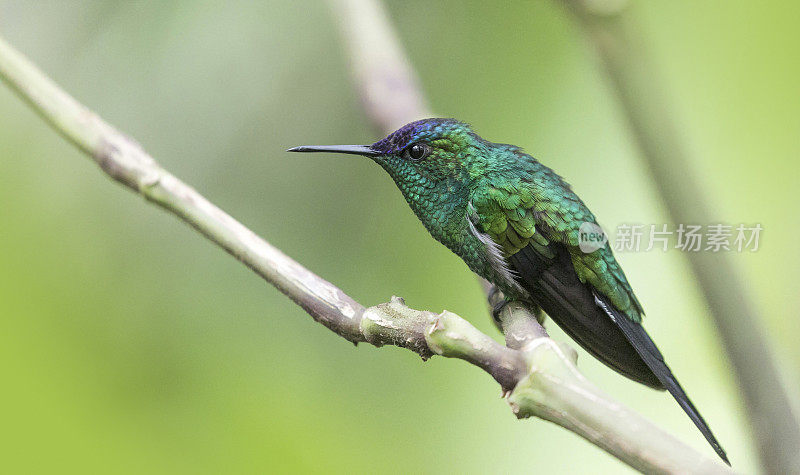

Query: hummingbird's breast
[[381, 158, 508, 283], [403, 179, 469, 252]]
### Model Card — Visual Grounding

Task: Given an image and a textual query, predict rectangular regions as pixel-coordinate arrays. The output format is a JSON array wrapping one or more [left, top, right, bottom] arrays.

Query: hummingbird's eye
[[405, 143, 430, 161]]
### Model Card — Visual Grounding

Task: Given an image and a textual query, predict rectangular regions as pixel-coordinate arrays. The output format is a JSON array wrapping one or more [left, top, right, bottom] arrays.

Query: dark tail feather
[[509, 243, 729, 463], [594, 293, 730, 465], [510, 244, 664, 388]]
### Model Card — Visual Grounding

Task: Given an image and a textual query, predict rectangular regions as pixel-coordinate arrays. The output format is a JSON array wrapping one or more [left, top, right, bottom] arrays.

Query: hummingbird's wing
[[470, 178, 728, 464], [470, 181, 655, 383]]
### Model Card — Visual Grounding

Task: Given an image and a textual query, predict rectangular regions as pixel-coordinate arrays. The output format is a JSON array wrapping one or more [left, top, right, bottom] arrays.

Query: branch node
[[360, 300, 434, 359]]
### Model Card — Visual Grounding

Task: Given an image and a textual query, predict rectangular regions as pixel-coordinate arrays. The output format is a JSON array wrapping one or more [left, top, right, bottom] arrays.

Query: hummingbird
[[288, 118, 728, 464]]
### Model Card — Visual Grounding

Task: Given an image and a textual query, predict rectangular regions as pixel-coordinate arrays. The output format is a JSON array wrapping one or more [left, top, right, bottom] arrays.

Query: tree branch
[[0, 30, 730, 475], [560, 2, 800, 473]]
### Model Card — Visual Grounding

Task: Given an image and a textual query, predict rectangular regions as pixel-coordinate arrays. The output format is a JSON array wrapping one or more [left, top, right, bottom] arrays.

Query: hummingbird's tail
[[510, 243, 729, 464], [594, 293, 730, 465]]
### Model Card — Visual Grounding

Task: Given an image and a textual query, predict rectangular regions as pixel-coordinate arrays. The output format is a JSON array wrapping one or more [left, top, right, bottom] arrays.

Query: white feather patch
[[466, 203, 526, 296]]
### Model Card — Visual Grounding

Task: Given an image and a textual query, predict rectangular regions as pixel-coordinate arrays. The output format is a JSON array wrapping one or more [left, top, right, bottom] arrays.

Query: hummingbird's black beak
[[286, 144, 380, 157]]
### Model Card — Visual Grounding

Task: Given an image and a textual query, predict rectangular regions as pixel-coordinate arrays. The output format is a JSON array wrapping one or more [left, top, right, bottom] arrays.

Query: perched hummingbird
[[288, 118, 728, 464]]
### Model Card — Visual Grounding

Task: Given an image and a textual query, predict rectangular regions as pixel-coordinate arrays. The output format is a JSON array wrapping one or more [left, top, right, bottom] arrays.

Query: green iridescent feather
[[471, 159, 644, 323]]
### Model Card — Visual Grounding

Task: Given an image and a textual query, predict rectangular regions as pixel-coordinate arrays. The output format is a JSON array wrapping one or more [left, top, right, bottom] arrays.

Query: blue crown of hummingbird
[[370, 118, 475, 153]]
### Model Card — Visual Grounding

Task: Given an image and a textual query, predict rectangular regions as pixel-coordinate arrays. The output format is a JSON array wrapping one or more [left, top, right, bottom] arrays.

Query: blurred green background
[[1, 1, 797, 473]]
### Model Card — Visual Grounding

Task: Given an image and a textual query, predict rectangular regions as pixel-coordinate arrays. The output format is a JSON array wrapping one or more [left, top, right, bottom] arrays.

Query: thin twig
[[0, 31, 731, 474], [327, 0, 432, 131], [560, 2, 800, 473]]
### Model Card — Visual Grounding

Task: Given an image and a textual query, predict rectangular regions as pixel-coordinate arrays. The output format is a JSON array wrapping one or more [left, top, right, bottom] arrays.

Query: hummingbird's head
[[288, 118, 485, 197], [288, 118, 512, 249]]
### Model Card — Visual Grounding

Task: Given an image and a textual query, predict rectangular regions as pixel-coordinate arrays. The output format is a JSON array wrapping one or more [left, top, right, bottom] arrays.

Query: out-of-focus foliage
[[1, 1, 797, 473]]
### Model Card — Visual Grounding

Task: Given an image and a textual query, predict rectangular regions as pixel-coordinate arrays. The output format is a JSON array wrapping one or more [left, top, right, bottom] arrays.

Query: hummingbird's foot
[[487, 284, 545, 330], [491, 299, 509, 321], [488, 286, 511, 331]]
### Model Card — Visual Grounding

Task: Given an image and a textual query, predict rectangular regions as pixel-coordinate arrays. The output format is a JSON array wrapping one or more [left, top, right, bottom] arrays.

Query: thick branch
[[560, 2, 800, 473], [0, 32, 730, 474], [0, 35, 366, 343]]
